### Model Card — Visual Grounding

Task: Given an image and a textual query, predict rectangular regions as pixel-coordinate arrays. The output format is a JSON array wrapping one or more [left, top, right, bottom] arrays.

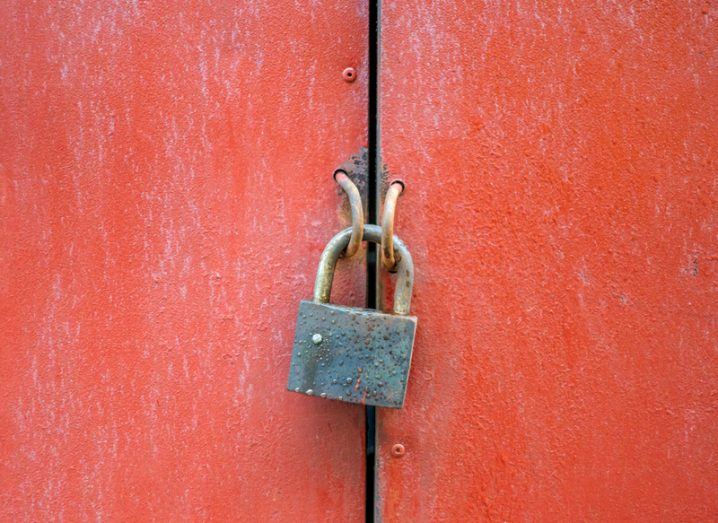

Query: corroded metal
[[313, 224, 413, 315], [381, 180, 405, 272], [288, 223, 417, 408], [334, 148, 368, 217], [333, 170, 364, 258], [287, 301, 417, 408]]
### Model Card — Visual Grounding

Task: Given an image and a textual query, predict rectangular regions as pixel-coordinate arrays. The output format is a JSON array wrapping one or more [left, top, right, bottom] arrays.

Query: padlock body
[[287, 300, 417, 408]]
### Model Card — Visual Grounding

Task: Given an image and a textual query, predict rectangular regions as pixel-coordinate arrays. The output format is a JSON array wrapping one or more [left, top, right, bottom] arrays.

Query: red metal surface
[[0, 1, 367, 520], [377, 2, 718, 520]]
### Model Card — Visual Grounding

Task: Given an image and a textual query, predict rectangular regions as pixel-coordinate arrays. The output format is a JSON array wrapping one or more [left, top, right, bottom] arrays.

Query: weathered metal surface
[[314, 224, 414, 315], [335, 147, 370, 218], [291, 224, 417, 407], [288, 301, 416, 408], [377, 2, 718, 521], [0, 1, 367, 520]]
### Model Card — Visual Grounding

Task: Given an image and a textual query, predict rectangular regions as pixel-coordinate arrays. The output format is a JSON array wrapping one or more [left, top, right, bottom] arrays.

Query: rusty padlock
[[287, 224, 416, 408]]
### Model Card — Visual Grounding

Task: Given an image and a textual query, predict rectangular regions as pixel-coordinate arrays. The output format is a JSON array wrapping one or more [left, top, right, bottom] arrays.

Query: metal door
[[1, 2, 368, 520], [3, 2, 717, 521], [375, 2, 718, 520]]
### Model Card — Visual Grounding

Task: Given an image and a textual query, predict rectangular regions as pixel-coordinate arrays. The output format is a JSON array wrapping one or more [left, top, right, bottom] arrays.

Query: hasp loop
[[333, 170, 364, 258], [381, 180, 405, 272]]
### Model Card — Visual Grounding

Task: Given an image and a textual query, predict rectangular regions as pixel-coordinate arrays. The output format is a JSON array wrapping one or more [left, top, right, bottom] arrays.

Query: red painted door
[[1, 2, 368, 520], [3, 2, 718, 521], [376, 2, 718, 520]]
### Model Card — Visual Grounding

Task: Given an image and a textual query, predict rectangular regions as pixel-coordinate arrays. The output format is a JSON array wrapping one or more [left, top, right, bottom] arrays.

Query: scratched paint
[[377, 1, 718, 520], [0, 1, 367, 520]]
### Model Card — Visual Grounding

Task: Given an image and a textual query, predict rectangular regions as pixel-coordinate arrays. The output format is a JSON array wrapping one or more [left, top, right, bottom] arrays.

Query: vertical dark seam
[[365, 0, 380, 521]]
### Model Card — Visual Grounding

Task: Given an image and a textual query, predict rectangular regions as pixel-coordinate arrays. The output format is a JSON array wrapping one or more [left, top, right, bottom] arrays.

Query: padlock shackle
[[313, 224, 414, 315]]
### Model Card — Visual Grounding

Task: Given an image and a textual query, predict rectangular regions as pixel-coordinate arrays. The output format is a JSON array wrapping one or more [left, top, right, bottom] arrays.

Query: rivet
[[320, 393, 327, 398], [342, 67, 357, 82], [312, 333, 323, 345], [391, 443, 406, 458], [306, 389, 314, 396]]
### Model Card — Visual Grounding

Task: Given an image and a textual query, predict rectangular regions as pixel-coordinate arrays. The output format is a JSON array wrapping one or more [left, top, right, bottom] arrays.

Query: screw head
[[391, 443, 406, 458], [342, 67, 357, 82], [311, 333, 323, 345]]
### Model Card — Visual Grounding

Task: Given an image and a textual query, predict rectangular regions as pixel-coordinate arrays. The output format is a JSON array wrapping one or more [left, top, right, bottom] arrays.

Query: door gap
[[365, 0, 379, 521]]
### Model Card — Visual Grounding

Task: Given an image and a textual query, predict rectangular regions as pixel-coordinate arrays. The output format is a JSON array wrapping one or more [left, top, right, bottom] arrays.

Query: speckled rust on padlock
[[287, 224, 416, 408]]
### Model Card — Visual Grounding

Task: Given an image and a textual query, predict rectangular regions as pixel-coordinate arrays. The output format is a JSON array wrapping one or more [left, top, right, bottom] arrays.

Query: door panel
[[377, 2, 718, 520], [0, 1, 367, 520]]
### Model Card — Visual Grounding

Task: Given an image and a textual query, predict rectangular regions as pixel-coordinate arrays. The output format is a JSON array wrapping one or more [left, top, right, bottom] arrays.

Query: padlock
[[287, 224, 417, 408]]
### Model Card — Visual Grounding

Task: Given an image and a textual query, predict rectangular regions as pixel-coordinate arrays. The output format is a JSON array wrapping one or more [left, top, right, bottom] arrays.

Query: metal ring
[[381, 180, 405, 272], [313, 224, 414, 315], [333, 170, 364, 257]]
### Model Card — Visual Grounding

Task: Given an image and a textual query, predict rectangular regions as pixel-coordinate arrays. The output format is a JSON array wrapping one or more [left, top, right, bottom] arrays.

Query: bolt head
[[311, 333, 323, 345]]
